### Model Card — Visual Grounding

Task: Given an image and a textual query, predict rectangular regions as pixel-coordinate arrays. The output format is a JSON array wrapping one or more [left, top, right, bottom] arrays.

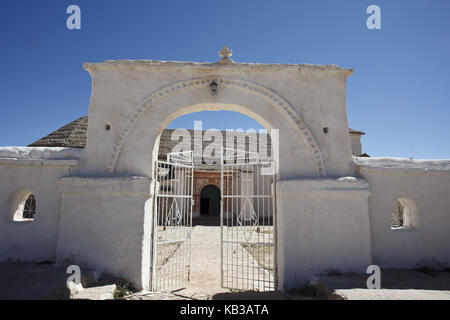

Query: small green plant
[[113, 278, 135, 299]]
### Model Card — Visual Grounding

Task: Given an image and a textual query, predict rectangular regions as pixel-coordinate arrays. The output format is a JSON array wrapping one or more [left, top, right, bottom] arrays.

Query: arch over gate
[[107, 76, 326, 177]]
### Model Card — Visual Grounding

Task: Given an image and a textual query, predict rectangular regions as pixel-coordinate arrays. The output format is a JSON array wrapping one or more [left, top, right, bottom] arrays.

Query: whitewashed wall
[[276, 177, 372, 290], [350, 133, 363, 156], [56, 176, 153, 290], [0, 147, 80, 262], [355, 157, 450, 269]]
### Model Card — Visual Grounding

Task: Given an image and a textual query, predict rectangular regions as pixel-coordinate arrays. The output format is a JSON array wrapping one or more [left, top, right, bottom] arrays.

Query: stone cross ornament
[[218, 46, 234, 64]]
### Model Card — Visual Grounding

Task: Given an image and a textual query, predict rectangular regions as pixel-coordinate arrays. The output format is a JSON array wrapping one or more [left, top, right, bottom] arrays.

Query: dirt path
[[187, 226, 227, 293]]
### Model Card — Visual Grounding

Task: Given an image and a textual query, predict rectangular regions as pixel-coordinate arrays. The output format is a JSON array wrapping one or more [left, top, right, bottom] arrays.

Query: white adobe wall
[[355, 157, 450, 268], [350, 133, 363, 156], [276, 177, 372, 290], [56, 176, 153, 291], [0, 147, 80, 262]]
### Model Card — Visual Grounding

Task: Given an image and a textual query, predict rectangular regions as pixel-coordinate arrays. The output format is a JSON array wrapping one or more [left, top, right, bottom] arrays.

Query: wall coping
[[354, 157, 450, 173], [57, 175, 153, 195], [0, 158, 78, 167], [276, 177, 370, 197], [84, 60, 354, 77], [0, 147, 82, 159]]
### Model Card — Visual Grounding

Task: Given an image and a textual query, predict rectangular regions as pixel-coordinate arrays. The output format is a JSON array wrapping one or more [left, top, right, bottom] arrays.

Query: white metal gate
[[220, 150, 277, 291], [151, 153, 194, 291]]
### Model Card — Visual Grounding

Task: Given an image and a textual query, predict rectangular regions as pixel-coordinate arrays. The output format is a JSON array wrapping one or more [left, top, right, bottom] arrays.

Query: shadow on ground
[[319, 269, 450, 291], [0, 261, 117, 300], [212, 290, 286, 300]]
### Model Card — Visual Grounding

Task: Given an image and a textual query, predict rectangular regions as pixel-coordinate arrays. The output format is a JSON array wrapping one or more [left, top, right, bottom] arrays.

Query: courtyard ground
[[1, 225, 450, 300]]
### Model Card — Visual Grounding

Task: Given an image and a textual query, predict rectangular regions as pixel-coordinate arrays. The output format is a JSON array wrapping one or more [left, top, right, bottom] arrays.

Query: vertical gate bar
[[190, 156, 193, 283], [272, 166, 277, 290], [184, 165, 187, 284], [184, 164, 187, 284], [231, 164, 234, 289], [246, 162, 249, 290], [220, 147, 224, 288], [165, 163, 168, 290], [181, 165, 185, 285], [178, 166, 181, 287], [171, 164, 173, 288], [236, 164, 244, 288], [180, 165, 183, 286], [226, 169, 230, 283], [256, 162, 259, 289], [262, 164, 266, 288], [150, 163, 158, 291]]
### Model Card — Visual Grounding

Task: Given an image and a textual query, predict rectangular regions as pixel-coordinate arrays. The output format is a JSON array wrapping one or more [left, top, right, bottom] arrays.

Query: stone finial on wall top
[[218, 46, 234, 64]]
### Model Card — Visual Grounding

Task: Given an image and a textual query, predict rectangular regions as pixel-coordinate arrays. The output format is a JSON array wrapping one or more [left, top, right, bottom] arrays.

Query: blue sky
[[0, 0, 449, 158]]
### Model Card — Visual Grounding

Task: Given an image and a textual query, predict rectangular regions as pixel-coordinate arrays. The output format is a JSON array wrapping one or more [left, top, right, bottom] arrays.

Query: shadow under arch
[[110, 76, 325, 178]]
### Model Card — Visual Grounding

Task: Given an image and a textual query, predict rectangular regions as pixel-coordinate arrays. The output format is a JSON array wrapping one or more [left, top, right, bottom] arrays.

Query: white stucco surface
[[276, 178, 372, 290], [80, 60, 355, 179], [0, 147, 79, 262], [349, 134, 363, 156], [355, 157, 450, 269], [56, 176, 153, 290]]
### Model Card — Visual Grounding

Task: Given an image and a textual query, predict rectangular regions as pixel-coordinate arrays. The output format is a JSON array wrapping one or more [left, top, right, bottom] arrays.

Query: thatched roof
[[29, 116, 88, 148], [349, 128, 365, 135]]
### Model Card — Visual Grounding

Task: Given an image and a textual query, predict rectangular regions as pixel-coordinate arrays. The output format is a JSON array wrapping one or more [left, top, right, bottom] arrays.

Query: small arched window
[[391, 197, 418, 230], [12, 192, 37, 222], [22, 194, 36, 220]]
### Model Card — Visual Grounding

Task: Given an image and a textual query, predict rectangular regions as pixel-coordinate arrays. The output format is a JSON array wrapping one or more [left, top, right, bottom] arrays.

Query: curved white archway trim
[[107, 76, 326, 176]]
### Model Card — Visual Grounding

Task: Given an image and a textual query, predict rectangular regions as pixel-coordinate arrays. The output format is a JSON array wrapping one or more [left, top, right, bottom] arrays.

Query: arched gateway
[[55, 48, 372, 292]]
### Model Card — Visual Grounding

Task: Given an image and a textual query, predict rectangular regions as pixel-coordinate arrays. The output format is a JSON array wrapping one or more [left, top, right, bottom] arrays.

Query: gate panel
[[151, 159, 193, 291], [221, 160, 276, 291]]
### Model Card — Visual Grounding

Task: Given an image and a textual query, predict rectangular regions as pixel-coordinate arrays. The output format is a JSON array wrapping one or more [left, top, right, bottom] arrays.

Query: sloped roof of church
[[29, 116, 88, 148], [349, 128, 365, 135]]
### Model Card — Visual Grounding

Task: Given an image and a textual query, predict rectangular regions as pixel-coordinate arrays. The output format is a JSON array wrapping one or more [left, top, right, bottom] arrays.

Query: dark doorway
[[200, 185, 221, 216]]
